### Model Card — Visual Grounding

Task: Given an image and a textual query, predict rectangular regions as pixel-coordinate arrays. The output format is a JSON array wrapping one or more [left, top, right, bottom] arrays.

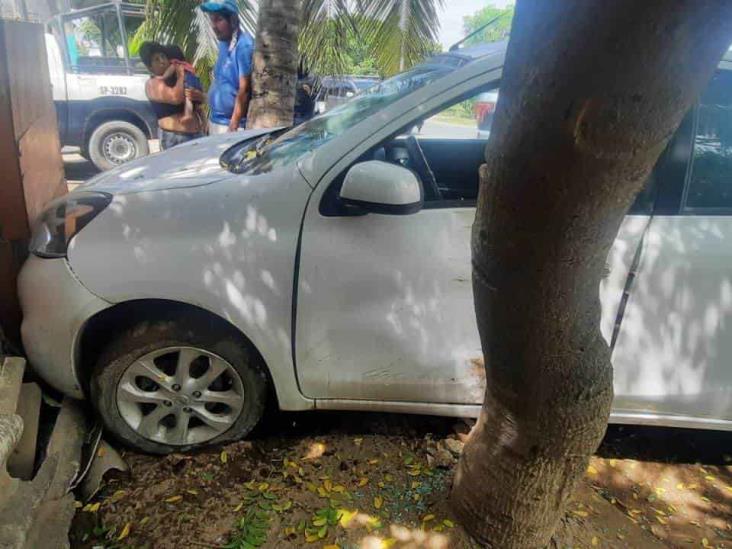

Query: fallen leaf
[[117, 522, 131, 541], [378, 482, 386, 488], [318, 524, 327, 539], [165, 495, 183, 503], [358, 478, 369, 487], [323, 545, 340, 549], [374, 496, 383, 509], [411, 481, 421, 489], [609, 459, 617, 467], [385, 474, 394, 482], [572, 510, 589, 518], [220, 451, 228, 464], [83, 502, 101, 513], [313, 517, 328, 527], [587, 465, 598, 476], [422, 514, 436, 522], [305, 532, 320, 543], [702, 538, 711, 547], [368, 459, 380, 465], [74, 501, 82, 509], [304, 442, 327, 460], [443, 519, 455, 528], [339, 509, 358, 528], [140, 517, 150, 526], [676, 483, 685, 490], [382, 539, 397, 548], [592, 536, 599, 546], [186, 489, 198, 496], [233, 502, 243, 512], [333, 485, 346, 493], [413, 494, 421, 502], [258, 482, 270, 492], [617, 533, 625, 540], [656, 516, 667, 525], [354, 438, 363, 446], [705, 475, 716, 482]]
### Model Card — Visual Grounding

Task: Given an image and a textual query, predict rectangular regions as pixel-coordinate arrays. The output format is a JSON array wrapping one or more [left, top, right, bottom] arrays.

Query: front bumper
[[18, 256, 111, 399]]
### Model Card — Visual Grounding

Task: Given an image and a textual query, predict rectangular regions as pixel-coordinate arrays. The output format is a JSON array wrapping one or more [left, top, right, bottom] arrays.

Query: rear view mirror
[[339, 161, 423, 215]]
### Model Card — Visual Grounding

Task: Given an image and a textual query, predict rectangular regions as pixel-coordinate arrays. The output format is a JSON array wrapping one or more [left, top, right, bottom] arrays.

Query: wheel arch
[[83, 107, 154, 147], [76, 299, 278, 406]]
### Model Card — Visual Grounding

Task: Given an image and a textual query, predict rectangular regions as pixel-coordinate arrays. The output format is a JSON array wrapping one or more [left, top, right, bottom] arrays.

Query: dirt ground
[[69, 412, 732, 549]]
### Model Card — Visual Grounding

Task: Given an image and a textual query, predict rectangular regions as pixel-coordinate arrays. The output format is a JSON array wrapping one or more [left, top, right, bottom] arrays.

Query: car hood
[[78, 129, 273, 195]]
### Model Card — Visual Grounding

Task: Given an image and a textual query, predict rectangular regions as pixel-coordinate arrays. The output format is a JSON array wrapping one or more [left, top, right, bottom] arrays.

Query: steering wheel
[[405, 136, 442, 201]]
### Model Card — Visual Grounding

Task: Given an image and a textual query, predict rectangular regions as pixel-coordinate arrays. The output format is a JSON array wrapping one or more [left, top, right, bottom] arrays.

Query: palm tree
[[139, 0, 443, 126]]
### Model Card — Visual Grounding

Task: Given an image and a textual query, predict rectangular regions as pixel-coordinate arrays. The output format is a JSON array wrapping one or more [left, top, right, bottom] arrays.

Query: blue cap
[[200, 0, 238, 16]]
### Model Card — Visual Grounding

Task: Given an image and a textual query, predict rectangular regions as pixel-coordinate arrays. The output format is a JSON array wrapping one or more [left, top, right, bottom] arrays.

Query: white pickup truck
[[45, 1, 156, 170]]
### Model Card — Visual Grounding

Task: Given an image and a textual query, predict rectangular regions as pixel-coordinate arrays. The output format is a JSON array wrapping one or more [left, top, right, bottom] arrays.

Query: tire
[[87, 120, 149, 171], [90, 319, 267, 454]]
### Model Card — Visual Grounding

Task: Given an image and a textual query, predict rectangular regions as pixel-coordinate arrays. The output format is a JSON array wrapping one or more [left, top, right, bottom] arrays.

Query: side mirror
[[339, 161, 423, 215]]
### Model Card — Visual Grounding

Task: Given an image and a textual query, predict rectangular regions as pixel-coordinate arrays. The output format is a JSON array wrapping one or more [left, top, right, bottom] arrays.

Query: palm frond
[[361, 0, 443, 76], [299, 0, 358, 76]]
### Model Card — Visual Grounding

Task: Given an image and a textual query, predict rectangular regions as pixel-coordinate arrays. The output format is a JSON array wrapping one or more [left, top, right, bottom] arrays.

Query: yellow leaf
[[368, 459, 380, 465], [705, 475, 716, 482], [701, 496, 712, 503], [617, 533, 625, 540], [411, 481, 421, 489], [655, 487, 666, 496], [629, 509, 642, 515], [110, 490, 126, 502], [74, 501, 82, 509], [703, 538, 711, 548], [186, 489, 198, 496], [117, 522, 131, 541], [233, 502, 243, 512], [307, 482, 318, 493], [591, 536, 599, 546], [413, 494, 421, 502], [688, 483, 699, 490], [422, 514, 435, 523], [656, 516, 667, 525], [586, 465, 598, 476], [374, 496, 383, 509], [407, 470, 421, 477], [333, 485, 345, 493], [339, 509, 358, 528], [299, 467, 305, 477], [381, 539, 397, 548], [385, 474, 394, 482], [443, 519, 455, 528], [324, 480, 333, 492], [378, 482, 385, 488], [676, 483, 685, 490], [324, 545, 340, 549], [258, 482, 270, 492], [572, 510, 589, 517], [354, 438, 363, 446], [220, 451, 228, 464], [305, 532, 320, 543], [358, 478, 368, 487], [83, 502, 101, 513], [609, 459, 617, 467], [654, 509, 666, 516], [165, 495, 183, 503], [318, 487, 328, 498], [140, 517, 150, 526]]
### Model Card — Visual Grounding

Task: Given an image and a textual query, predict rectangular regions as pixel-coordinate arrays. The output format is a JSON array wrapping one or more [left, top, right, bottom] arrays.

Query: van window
[[684, 70, 732, 210]]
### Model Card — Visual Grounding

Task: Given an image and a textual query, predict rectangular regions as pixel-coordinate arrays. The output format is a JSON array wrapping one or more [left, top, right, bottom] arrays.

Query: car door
[[295, 93, 492, 405], [611, 69, 732, 426]]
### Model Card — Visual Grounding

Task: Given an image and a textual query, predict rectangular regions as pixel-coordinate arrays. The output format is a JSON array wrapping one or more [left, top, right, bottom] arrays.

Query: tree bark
[[246, 0, 301, 129], [451, 1, 732, 547]]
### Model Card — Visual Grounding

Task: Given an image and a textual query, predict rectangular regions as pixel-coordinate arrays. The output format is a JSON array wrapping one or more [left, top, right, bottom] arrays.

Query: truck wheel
[[90, 319, 268, 454], [88, 120, 149, 171]]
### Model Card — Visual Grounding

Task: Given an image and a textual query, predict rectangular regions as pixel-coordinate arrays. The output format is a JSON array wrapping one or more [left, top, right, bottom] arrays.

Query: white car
[[19, 42, 732, 453]]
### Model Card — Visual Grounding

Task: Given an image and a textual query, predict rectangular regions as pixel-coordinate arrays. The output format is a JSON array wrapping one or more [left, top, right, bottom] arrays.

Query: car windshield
[[228, 63, 455, 174]]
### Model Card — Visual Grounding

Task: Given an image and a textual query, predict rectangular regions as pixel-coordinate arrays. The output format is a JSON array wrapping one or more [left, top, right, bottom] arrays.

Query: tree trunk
[[246, 0, 301, 129], [451, 1, 732, 547]]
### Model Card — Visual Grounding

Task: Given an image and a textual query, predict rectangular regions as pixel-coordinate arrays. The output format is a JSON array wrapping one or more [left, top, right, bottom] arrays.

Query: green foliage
[[462, 3, 514, 46]]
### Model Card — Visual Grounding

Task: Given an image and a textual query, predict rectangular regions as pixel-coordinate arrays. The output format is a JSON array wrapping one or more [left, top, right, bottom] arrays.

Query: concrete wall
[[0, 0, 70, 22], [0, 19, 65, 343]]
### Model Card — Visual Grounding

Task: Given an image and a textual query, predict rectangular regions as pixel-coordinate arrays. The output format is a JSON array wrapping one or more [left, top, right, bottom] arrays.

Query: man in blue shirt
[[200, 0, 255, 134]]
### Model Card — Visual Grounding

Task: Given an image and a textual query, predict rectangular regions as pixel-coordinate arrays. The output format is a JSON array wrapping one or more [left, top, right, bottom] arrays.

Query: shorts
[[159, 128, 204, 150]]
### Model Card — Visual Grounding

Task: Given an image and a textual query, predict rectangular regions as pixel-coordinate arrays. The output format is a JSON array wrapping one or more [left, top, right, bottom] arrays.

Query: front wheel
[[90, 319, 268, 454], [87, 120, 149, 171]]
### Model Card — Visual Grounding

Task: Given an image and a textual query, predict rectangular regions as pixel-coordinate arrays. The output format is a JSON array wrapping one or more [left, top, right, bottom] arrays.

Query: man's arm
[[229, 75, 250, 131], [145, 65, 186, 105]]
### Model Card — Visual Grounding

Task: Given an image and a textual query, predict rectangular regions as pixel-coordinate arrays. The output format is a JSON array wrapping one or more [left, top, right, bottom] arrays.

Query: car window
[[64, 12, 127, 73], [684, 70, 732, 211], [231, 64, 455, 174], [405, 86, 499, 140]]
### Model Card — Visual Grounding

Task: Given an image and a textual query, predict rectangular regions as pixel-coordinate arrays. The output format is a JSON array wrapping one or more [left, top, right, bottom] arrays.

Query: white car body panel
[[612, 215, 732, 422], [66, 133, 313, 411]]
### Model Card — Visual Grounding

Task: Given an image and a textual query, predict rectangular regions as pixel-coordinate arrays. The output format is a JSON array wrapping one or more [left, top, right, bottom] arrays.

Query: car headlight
[[29, 192, 112, 258]]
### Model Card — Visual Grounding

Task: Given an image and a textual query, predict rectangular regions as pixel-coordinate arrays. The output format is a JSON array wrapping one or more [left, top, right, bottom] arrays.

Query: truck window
[[65, 11, 126, 73]]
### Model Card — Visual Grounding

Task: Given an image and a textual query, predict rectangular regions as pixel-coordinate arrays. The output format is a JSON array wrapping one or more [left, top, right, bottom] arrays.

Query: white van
[[45, 1, 156, 170]]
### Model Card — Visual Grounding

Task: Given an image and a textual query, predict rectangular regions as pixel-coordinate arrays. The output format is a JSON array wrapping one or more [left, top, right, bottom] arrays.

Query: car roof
[[429, 39, 732, 73]]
